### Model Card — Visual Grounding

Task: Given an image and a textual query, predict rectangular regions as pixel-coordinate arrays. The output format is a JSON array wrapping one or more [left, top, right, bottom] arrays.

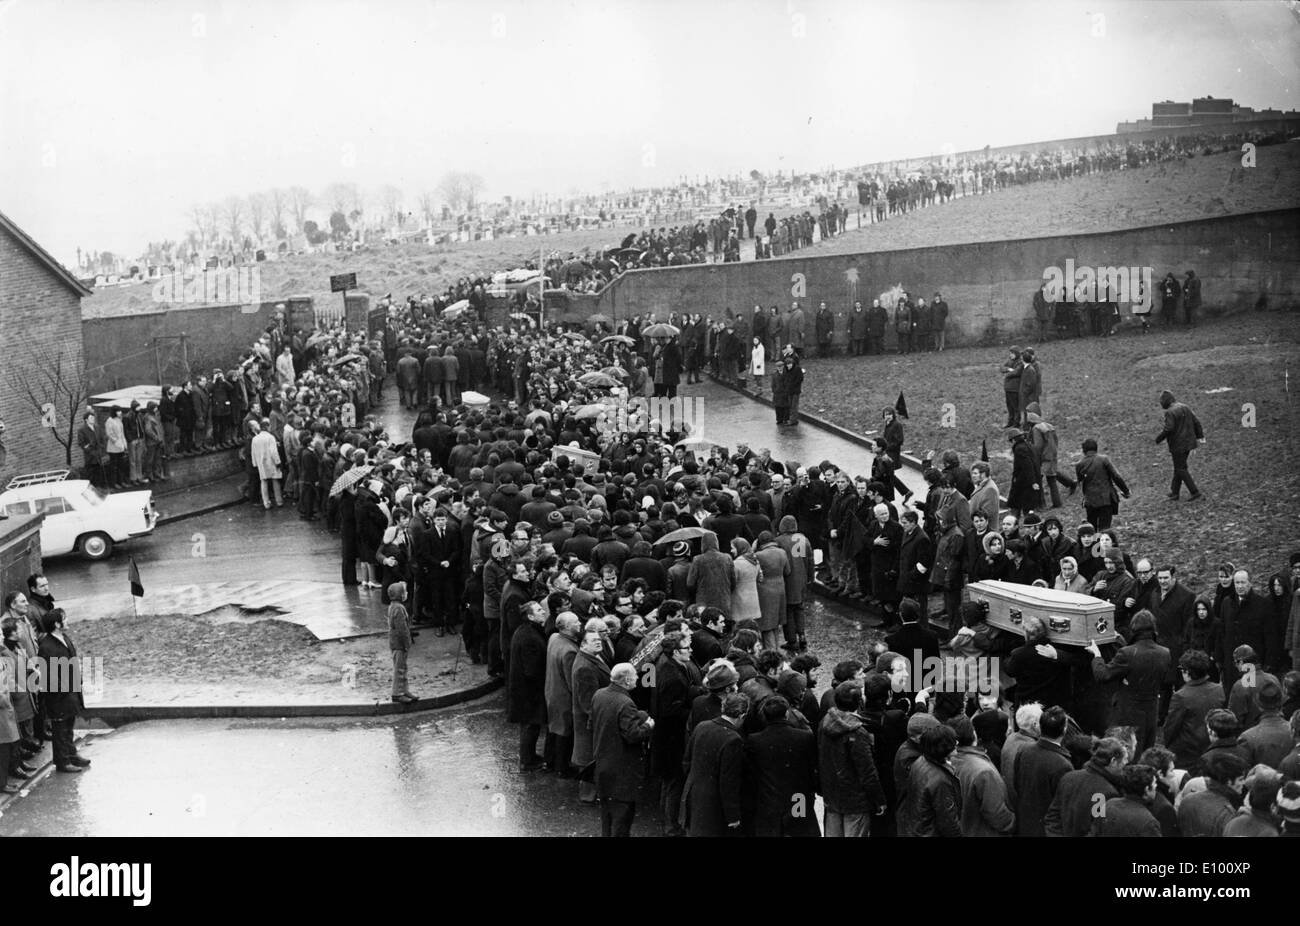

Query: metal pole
[[153, 339, 163, 386]]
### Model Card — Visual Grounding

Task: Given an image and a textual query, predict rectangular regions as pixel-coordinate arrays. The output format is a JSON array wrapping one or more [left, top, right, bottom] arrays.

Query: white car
[[0, 473, 158, 561]]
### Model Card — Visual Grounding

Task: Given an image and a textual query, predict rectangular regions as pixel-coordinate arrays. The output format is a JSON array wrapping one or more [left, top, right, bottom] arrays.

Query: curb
[[154, 474, 249, 526], [0, 732, 95, 815], [81, 676, 503, 725], [157, 495, 247, 527], [703, 374, 927, 473], [704, 373, 1010, 507]]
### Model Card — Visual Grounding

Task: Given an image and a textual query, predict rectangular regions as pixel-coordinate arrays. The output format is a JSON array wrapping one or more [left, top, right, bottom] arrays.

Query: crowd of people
[[95, 284, 1289, 838]]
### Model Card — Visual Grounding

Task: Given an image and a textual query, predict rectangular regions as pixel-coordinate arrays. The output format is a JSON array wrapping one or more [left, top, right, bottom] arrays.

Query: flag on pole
[[128, 556, 144, 598], [981, 439, 989, 463], [894, 392, 909, 419]]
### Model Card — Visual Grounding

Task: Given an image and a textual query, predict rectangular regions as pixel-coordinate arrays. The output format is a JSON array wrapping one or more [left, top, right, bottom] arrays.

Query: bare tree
[[378, 184, 404, 227], [417, 192, 438, 227], [269, 187, 288, 239], [222, 196, 244, 246], [288, 186, 313, 233], [322, 182, 360, 216], [437, 170, 486, 213], [4, 341, 90, 468], [247, 192, 268, 242]]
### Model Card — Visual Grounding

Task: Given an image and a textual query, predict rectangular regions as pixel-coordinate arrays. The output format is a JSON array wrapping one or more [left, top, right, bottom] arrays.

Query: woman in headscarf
[[1183, 595, 1223, 682], [729, 537, 763, 627], [972, 532, 1012, 583]]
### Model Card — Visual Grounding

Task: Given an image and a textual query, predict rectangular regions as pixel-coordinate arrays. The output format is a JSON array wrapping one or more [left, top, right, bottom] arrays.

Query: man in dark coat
[[1010, 706, 1073, 836], [1088, 611, 1171, 753], [37, 610, 90, 773], [1006, 429, 1041, 515], [743, 696, 820, 836], [866, 299, 888, 355], [651, 631, 704, 836], [1074, 438, 1129, 531], [895, 512, 933, 613], [1219, 571, 1274, 687], [1155, 389, 1204, 501], [651, 338, 683, 399], [416, 510, 461, 632], [819, 682, 888, 836], [590, 664, 656, 836], [885, 597, 941, 664], [1162, 650, 1225, 769], [1004, 617, 1074, 710], [1150, 565, 1195, 716], [1092, 765, 1163, 836], [682, 691, 748, 836], [507, 601, 549, 772], [1044, 736, 1125, 836], [908, 725, 963, 836]]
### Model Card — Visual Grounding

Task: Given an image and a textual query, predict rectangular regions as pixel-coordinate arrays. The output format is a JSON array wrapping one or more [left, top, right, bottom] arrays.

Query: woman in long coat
[[730, 538, 763, 626], [754, 532, 790, 649], [651, 337, 683, 398], [1007, 430, 1043, 515]]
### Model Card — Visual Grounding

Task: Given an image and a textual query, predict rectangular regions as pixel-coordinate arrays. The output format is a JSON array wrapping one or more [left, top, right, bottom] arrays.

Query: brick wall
[[0, 225, 87, 485], [593, 208, 1300, 346], [81, 300, 299, 394]]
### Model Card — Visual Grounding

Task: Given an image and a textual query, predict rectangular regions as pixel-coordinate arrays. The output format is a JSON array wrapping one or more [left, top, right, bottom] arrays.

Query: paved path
[[677, 379, 930, 500]]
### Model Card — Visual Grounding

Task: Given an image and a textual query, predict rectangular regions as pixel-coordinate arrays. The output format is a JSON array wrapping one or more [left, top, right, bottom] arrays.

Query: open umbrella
[[675, 435, 723, 450], [561, 331, 588, 343], [578, 372, 618, 388], [329, 465, 373, 498], [600, 335, 634, 346], [328, 352, 363, 367], [572, 404, 611, 420], [641, 323, 680, 338], [587, 313, 613, 326], [653, 526, 717, 548], [600, 366, 627, 378], [615, 248, 643, 260]]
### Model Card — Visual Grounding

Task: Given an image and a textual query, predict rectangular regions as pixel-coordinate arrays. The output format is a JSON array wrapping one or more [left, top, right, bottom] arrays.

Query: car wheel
[[79, 532, 114, 561]]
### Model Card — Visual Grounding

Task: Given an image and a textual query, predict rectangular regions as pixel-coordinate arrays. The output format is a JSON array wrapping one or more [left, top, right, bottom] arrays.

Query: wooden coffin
[[965, 580, 1116, 646]]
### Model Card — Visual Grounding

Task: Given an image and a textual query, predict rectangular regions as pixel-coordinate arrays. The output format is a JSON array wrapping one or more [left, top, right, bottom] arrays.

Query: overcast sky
[[1, 0, 1296, 264]]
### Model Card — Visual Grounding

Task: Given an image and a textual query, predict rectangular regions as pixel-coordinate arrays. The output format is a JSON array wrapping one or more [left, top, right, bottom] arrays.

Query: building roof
[[0, 208, 93, 298]]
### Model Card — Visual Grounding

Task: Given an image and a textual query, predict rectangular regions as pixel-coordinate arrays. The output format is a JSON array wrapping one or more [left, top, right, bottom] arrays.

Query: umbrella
[[615, 248, 643, 259], [653, 526, 717, 548], [587, 313, 613, 326], [444, 298, 470, 313], [579, 372, 618, 388], [675, 435, 722, 450], [572, 404, 611, 420], [641, 323, 680, 338], [601, 334, 634, 345], [600, 366, 627, 378], [329, 464, 373, 498], [561, 331, 588, 343], [328, 352, 362, 367], [443, 304, 470, 321]]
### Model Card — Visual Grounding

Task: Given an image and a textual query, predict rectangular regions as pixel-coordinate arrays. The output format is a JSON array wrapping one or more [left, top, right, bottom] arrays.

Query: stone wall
[[594, 208, 1300, 345]]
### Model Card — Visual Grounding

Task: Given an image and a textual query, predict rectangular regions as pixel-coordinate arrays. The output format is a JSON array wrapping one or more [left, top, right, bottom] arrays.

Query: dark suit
[[682, 716, 745, 836], [417, 525, 462, 628], [896, 527, 933, 601], [590, 683, 655, 836], [743, 717, 820, 836], [1011, 738, 1073, 837], [1161, 676, 1225, 769], [1091, 637, 1171, 753], [37, 630, 85, 769]]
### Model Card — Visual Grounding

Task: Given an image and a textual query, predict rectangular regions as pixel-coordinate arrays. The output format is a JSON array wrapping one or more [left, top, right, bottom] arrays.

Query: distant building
[[1118, 96, 1300, 133], [0, 209, 91, 485]]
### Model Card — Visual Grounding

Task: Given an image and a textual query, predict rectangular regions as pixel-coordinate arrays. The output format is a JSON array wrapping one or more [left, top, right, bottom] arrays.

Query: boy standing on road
[[388, 582, 417, 704]]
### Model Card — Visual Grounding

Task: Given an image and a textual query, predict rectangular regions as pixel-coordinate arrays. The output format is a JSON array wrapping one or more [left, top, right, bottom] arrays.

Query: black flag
[[128, 556, 144, 598], [981, 439, 989, 463], [895, 392, 909, 419]]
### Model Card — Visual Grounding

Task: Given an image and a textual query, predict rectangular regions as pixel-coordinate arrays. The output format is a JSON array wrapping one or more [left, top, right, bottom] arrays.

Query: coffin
[[965, 580, 1116, 646]]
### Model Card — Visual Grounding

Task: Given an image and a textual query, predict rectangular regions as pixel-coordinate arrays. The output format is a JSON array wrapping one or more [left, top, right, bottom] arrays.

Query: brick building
[[0, 209, 91, 486]]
